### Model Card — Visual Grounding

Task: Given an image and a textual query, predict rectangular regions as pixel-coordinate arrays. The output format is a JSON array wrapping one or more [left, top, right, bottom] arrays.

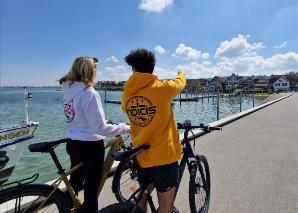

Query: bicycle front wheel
[[189, 155, 210, 213], [112, 160, 140, 203], [0, 184, 70, 213]]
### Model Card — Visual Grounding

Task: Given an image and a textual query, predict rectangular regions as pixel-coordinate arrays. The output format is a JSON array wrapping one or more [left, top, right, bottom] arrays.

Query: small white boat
[[0, 88, 39, 184], [0, 122, 38, 184]]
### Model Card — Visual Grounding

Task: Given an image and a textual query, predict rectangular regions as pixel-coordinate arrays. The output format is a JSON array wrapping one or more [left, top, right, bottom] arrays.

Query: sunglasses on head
[[92, 57, 99, 65], [87, 56, 99, 65]]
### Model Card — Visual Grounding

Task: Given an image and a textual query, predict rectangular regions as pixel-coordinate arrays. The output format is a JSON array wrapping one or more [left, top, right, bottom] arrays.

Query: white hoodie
[[62, 81, 129, 141]]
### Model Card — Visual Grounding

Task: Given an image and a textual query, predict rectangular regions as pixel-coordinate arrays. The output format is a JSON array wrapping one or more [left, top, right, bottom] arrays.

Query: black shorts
[[140, 161, 179, 193]]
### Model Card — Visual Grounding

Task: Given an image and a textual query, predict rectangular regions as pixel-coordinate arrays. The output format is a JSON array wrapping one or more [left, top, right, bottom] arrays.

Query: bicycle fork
[[194, 155, 208, 193]]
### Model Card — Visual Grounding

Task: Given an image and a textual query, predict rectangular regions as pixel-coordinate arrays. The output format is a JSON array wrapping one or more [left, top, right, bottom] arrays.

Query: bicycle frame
[[126, 179, 157, 213], [176, 129, 197, 189], [123, 130, 198, 213], [31, 136, 125, 212], [99, 136, 125, 193]]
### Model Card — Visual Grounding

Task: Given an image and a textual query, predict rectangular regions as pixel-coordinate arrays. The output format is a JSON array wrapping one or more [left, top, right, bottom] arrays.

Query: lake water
[[0, 88, 267, 183]]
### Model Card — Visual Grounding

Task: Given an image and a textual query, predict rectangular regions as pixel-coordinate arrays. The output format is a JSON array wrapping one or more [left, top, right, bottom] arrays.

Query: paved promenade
[[98, 93, 298, 213]]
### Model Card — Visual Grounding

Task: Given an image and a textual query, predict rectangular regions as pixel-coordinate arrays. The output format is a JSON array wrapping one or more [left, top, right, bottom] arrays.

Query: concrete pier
[[98, 93, 298, 213]]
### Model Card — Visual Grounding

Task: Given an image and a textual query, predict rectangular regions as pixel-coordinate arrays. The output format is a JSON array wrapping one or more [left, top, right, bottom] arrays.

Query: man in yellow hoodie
[[121, 48, 186, 213]]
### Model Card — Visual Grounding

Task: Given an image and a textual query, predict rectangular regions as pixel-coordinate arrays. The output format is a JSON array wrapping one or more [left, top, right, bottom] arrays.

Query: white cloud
[[139, 0, 174, 13], [176, 62, 221, 79], [154, 45, 166, 54], [95, 51, 298, 81], [215, 34, 265, 60], [201, 52, 210, 60], [100, 65, 130, 81], [105, 56, 119, 63], [99, 35, 297, 81], [273, 41, 287, 49], [174, 51, 298, 79], [202, 60, 211, 66], [174, 43, 201, 60], [154, 67, 177, 79]]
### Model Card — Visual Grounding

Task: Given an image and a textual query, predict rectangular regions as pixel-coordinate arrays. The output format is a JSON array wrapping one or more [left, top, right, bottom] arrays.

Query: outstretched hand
[[125, 124, 131, 133]]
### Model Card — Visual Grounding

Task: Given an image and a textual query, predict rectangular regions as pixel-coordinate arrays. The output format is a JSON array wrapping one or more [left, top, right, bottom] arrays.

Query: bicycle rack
[[0, 173, 39, 190]]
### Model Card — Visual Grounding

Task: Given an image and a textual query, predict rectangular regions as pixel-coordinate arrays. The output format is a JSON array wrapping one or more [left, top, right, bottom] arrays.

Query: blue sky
[[1, 0, 298, 86]]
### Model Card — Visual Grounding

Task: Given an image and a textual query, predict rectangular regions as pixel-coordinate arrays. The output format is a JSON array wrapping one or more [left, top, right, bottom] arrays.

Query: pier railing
[[101, 88, 269, 121]]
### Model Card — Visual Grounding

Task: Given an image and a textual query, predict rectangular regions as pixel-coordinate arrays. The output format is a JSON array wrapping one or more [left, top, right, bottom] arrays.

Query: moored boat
[[0, 122, 38, 184], [0, 88, 39, 185]]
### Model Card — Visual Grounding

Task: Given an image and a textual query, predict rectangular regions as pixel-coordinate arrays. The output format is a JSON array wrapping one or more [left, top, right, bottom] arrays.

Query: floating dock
[[104, 100, 121, 104]]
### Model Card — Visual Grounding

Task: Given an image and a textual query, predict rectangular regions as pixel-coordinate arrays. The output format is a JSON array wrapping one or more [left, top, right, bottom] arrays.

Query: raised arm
[[160, 72, 186, 101]]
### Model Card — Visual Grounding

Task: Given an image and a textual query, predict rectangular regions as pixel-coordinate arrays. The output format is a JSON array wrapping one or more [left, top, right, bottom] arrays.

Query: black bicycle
[[103, 120, 222, 213]]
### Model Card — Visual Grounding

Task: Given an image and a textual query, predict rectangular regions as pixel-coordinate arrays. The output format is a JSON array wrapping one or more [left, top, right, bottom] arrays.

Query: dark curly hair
[[124, 48, 156, 74]]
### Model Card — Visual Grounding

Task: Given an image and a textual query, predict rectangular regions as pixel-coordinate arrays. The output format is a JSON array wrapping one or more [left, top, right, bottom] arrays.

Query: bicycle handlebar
[[177, 122, 222, 132]]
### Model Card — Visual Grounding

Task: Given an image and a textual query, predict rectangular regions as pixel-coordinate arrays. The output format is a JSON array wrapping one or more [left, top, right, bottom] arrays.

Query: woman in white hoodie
[[59, 56, 130, 213]]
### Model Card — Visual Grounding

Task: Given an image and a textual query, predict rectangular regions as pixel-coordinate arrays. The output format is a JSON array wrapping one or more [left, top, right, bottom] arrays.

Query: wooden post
[[253, 86, 255, 108], [179, 93, 182, 106], [208, 91, 209, 102], [239, 90, 242, 112], [217, 90, 220, 120], [202, 91, 204, 103]]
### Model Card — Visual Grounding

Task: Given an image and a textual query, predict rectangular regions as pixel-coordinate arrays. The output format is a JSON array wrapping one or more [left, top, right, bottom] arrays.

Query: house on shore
[[268, 75, 290, 92], [240, 76, 254, 91], [209, 76, 226, 91], [95, 72, 298, 93], [225, 73, 241, 91], [286, 74, 298, 91], [95, 81, 124, 90], [254, 76, 269, 92]]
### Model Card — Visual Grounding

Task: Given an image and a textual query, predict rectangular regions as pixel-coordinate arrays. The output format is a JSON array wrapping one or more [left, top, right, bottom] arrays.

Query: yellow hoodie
[[121, 72, 186, 168]]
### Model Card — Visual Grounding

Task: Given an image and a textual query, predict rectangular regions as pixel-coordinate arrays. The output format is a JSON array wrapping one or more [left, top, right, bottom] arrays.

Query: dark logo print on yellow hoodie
[[125, 96, 157, 127]]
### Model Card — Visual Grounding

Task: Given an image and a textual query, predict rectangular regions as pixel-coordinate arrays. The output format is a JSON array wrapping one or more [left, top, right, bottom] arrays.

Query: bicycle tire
[[99, 202, 144, 213], [189, 155, 210, 213], [112, 160, 140, 203], [0, 183, 70, 213]]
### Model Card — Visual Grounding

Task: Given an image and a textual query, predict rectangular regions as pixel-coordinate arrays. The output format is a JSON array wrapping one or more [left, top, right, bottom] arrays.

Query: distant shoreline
[[0, 86, 61, 88], [0, 86, 123, 91], [1, 87, 271, 95]]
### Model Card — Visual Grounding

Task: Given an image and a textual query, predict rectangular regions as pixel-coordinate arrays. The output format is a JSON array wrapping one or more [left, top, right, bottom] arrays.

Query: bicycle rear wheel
[[112, 160, 140, 202], [99, 202, 144, 213], [189, 155, 210, 213], [0, 184, 70, 213]]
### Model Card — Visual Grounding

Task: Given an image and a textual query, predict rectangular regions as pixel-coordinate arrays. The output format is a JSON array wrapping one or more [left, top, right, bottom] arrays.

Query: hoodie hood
[[62, 81, 86, 101], [123, 72, 157, 96]]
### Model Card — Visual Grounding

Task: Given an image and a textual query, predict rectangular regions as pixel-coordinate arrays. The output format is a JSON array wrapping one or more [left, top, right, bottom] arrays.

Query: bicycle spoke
[[189, 156, 210, 213], [0, 185, 69, 213]]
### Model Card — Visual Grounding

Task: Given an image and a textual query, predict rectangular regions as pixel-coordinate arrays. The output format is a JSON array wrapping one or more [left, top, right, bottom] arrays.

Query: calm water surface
[[0, 88, 267, 183]]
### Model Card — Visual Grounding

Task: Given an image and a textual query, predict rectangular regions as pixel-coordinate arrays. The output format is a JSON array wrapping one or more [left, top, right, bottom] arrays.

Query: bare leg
[[157, 186, 176, 213], [138, 183, 154, 213]]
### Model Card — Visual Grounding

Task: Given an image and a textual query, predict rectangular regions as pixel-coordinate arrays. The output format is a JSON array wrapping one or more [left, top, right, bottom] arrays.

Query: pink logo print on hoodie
[[64, 101, 75, 123]]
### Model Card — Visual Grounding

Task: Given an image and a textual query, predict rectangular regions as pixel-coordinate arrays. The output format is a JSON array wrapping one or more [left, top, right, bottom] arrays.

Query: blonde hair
[[59, 56, 97, 88]]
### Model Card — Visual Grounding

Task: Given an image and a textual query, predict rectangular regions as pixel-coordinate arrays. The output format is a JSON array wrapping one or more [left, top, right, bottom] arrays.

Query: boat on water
[[0, 88, 39, 185]]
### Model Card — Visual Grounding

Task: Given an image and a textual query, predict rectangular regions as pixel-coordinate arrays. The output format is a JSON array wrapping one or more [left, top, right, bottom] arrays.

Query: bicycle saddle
[[28, 139, 68, 153], [114, 144, 150, 161]]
